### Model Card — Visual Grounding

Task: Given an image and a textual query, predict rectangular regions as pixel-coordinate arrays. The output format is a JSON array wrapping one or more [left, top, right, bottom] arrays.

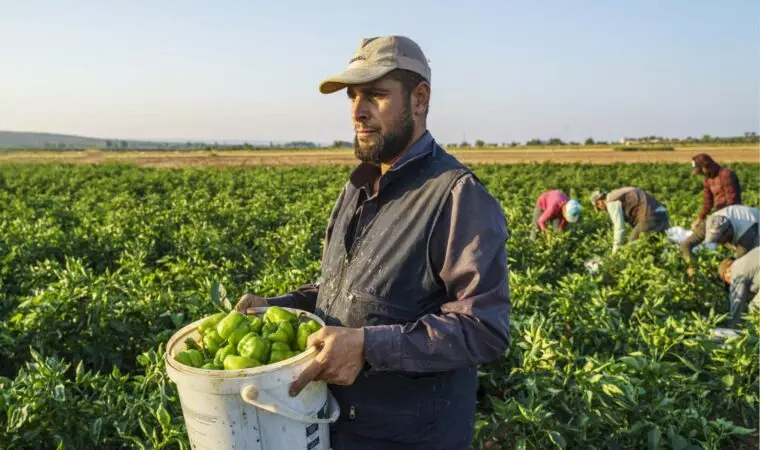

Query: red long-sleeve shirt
[[536, 190, 569, 231], [694, 154, 741, 220]]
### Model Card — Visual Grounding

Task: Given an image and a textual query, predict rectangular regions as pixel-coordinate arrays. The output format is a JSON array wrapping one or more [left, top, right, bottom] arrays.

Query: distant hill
[[0, 131, 325, 150], [0, 131, 192, 150]]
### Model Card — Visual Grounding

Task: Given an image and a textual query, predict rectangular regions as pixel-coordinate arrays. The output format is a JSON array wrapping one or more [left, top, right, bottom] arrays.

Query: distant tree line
[[15, 131, 758, 152], [447, 132, 758, 149]]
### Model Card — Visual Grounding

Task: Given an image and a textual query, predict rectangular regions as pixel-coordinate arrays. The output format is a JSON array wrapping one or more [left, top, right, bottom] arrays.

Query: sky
[[1, 0, 758, 144]]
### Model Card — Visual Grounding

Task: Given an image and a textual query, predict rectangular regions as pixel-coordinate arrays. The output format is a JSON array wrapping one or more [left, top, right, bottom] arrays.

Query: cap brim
[[319, 66, 395, 94]]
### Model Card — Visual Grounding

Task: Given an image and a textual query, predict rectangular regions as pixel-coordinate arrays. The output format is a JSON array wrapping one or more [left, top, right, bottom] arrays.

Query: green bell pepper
[[174, 351, 193, 367], [186, 349, 204, 367], [184, 337, 202, 351], [248, 316, 264, 333], [261, 321, 278, 338], [198, 312, 226, 336], [238, 333, 271, 363], [228, 322, 251, 347], [223, 355, 262, 370], [271, 342, 291, 353], [268, 321, 295, 344], [201, 362, 218, 370], [268, 344, 296, 364], [203, 330, 223, 354], [263, 306, 297, 325], [216, 311, 246, 340], [213, 343, 237, 367], [296, 320, 322, 351]]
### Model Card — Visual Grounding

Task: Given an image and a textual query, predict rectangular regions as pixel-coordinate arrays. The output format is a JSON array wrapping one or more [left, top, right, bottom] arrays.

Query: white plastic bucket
[[165, 307, 339, 450]]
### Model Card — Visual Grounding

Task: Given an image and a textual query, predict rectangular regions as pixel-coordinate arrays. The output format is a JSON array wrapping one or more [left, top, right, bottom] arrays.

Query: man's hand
[[234, 293, 268, 313], [691, 218, 703, 231], [687, 266, 696, 278], [289, 326, 365, 397]]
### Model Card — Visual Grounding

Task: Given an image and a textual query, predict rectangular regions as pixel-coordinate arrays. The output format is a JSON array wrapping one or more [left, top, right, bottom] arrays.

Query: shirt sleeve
[[268, 185, 347, 313], [725, 170, 741, 206], [362, 174, 511, 372], [607, 200, 626, 252], [699, 180, 713, 220], [537, 204, 558, 232]]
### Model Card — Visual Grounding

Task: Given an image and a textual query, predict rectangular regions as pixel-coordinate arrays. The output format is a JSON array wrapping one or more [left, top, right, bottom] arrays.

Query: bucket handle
[[240, 384, 340, 424]]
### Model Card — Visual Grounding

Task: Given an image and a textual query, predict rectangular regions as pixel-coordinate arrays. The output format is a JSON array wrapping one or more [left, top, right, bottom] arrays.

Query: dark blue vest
[[315, 144, 477, 449]]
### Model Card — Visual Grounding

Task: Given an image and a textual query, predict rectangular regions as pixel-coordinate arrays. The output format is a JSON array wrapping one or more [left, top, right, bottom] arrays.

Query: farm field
[[0, 161, 758, 449], [0, 144, 758, 168]]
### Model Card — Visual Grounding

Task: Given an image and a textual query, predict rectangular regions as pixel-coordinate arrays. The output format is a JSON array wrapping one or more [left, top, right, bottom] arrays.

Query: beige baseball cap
[[319, 35, 431, 94]]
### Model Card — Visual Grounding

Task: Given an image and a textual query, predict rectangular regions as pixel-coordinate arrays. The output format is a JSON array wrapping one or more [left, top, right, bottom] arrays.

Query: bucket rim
[[165, 306, 324, 378]]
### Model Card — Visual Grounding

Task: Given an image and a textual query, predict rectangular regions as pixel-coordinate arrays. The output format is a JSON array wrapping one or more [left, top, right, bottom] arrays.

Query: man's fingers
[[289, 358, 323, 397], [234, 298, 249, 313], [306, 328, 327, 350], [234, 294, 255, 313]]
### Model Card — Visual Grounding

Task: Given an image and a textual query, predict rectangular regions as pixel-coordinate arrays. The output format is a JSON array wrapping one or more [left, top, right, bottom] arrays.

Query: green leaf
[[728, 426, 757, 436], [75, 361, 85, 382], [170, 312, 185, 328], [211, 282, 231, 313], [138, 416, 151, 439], [54, 384, 66, 402], [91, 418, 102, 443], [670, 433, 688, 450], [648, 427, 661, 450], [156, 404, 171, 431], [602, 383, 623, 396], [29, 347, 43, 363], [619, 356, 643, 371], [136, 354, 150, 367], [547, 431, 567, 449]]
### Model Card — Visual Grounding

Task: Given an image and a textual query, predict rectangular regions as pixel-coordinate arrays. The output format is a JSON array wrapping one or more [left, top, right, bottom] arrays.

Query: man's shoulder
[[719, 167, 737, 176], [608, 187, 632, 200], [432, 143, 472, 173]]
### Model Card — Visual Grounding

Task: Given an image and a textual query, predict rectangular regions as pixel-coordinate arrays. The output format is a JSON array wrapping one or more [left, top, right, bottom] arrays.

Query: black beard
[[353, 108, 414, 165]]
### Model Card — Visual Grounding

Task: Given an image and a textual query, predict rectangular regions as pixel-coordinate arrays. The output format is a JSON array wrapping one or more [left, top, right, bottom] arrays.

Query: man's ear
[[412, 82, 430, 118]]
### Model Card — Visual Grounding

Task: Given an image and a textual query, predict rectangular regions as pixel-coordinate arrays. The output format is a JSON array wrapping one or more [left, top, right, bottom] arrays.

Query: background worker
[[703, 205, 760, 259], [718, 247, 760, 328], [590, 187, 669, 254], [530, 189, 581, 240], [682, 153, 741, 276]]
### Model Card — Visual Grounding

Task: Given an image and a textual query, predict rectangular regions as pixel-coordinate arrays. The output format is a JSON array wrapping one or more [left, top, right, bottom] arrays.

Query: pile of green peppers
[[173, 306, 323, 370]]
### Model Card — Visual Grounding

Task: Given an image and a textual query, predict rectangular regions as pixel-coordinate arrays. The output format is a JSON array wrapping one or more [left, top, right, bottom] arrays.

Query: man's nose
[[351, 96, 370, 123]]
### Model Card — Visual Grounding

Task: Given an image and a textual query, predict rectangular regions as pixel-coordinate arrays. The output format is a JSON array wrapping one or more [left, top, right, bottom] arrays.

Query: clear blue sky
[[2, 0, 758, 144]]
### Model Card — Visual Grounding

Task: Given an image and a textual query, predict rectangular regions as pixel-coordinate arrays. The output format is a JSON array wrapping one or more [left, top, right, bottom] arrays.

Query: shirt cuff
[[363, 325, 402, 371], [266, 294, 298, 308]]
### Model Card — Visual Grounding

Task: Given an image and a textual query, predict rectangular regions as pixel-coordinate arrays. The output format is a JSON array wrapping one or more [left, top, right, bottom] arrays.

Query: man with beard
[[235, 35, 511, 449]]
